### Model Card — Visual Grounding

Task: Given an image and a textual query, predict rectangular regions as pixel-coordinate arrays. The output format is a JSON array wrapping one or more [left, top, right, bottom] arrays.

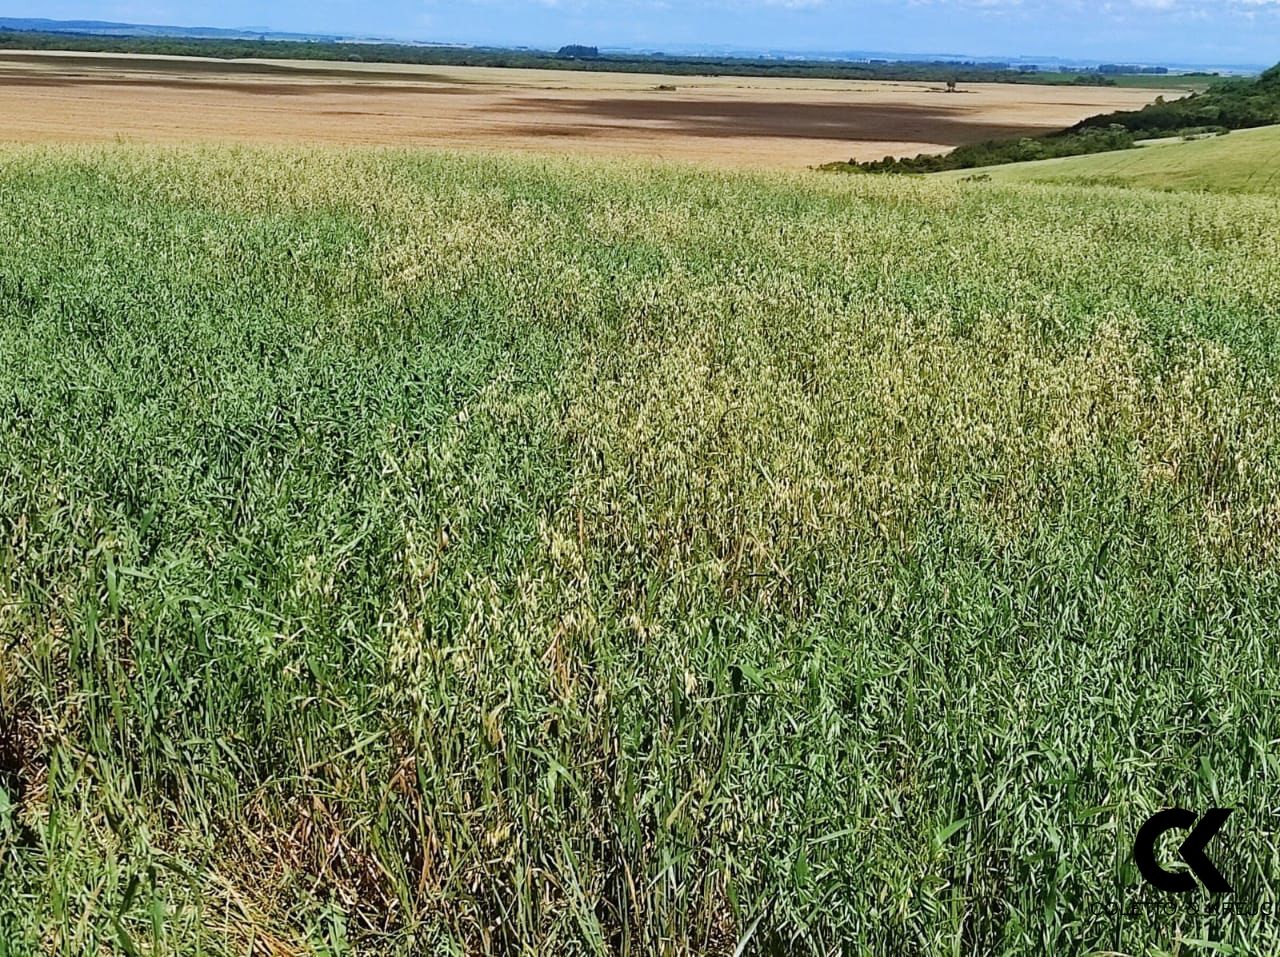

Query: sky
[[9, 1, 1279, 66]]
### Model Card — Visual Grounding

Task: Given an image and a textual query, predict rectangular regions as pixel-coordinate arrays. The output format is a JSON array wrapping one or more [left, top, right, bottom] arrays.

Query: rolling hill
[[937, 123, 1280, 194]]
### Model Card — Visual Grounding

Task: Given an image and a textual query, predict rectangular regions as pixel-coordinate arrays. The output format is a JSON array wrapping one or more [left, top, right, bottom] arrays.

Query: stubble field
[[0, 51, 1168, 168]]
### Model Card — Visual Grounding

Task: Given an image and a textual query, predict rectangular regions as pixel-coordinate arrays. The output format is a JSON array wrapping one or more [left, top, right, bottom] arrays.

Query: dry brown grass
[[0, 51, 1163, 168]]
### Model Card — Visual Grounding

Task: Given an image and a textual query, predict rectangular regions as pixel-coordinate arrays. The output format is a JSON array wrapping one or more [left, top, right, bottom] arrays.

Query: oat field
[[2, 145, 1279, 955]]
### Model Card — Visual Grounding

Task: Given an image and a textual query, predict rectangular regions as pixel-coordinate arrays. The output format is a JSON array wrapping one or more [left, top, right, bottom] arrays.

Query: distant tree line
[[1097, 64, 1169, 75], [821, 126, 1141, 175], [1073, 64, 1280, 136], [557, 45, 599, 59], [827, 63, 1280, 174]]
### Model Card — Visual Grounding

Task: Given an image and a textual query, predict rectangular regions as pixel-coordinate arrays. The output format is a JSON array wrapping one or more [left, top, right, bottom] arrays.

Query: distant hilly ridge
[[0, 17, 340, 41]]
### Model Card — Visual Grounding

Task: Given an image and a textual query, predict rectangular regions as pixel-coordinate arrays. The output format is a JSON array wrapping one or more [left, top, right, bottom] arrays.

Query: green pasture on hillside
[[940, 124, 1280, 195]]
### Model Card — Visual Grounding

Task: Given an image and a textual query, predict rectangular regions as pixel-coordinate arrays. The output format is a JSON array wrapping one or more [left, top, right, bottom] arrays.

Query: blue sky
[[11, 1, 1279, 66]]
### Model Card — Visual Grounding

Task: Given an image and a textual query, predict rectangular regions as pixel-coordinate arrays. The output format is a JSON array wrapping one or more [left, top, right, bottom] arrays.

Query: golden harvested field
[[0, 50, 1165, 168]]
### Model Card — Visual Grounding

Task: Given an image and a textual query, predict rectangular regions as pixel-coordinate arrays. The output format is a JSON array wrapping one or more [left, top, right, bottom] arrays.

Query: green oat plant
[[1, 144, 1279, 955]]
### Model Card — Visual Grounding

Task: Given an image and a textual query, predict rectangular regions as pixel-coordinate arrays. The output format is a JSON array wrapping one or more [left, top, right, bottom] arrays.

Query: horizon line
[[0, 15, 1267, 72]]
